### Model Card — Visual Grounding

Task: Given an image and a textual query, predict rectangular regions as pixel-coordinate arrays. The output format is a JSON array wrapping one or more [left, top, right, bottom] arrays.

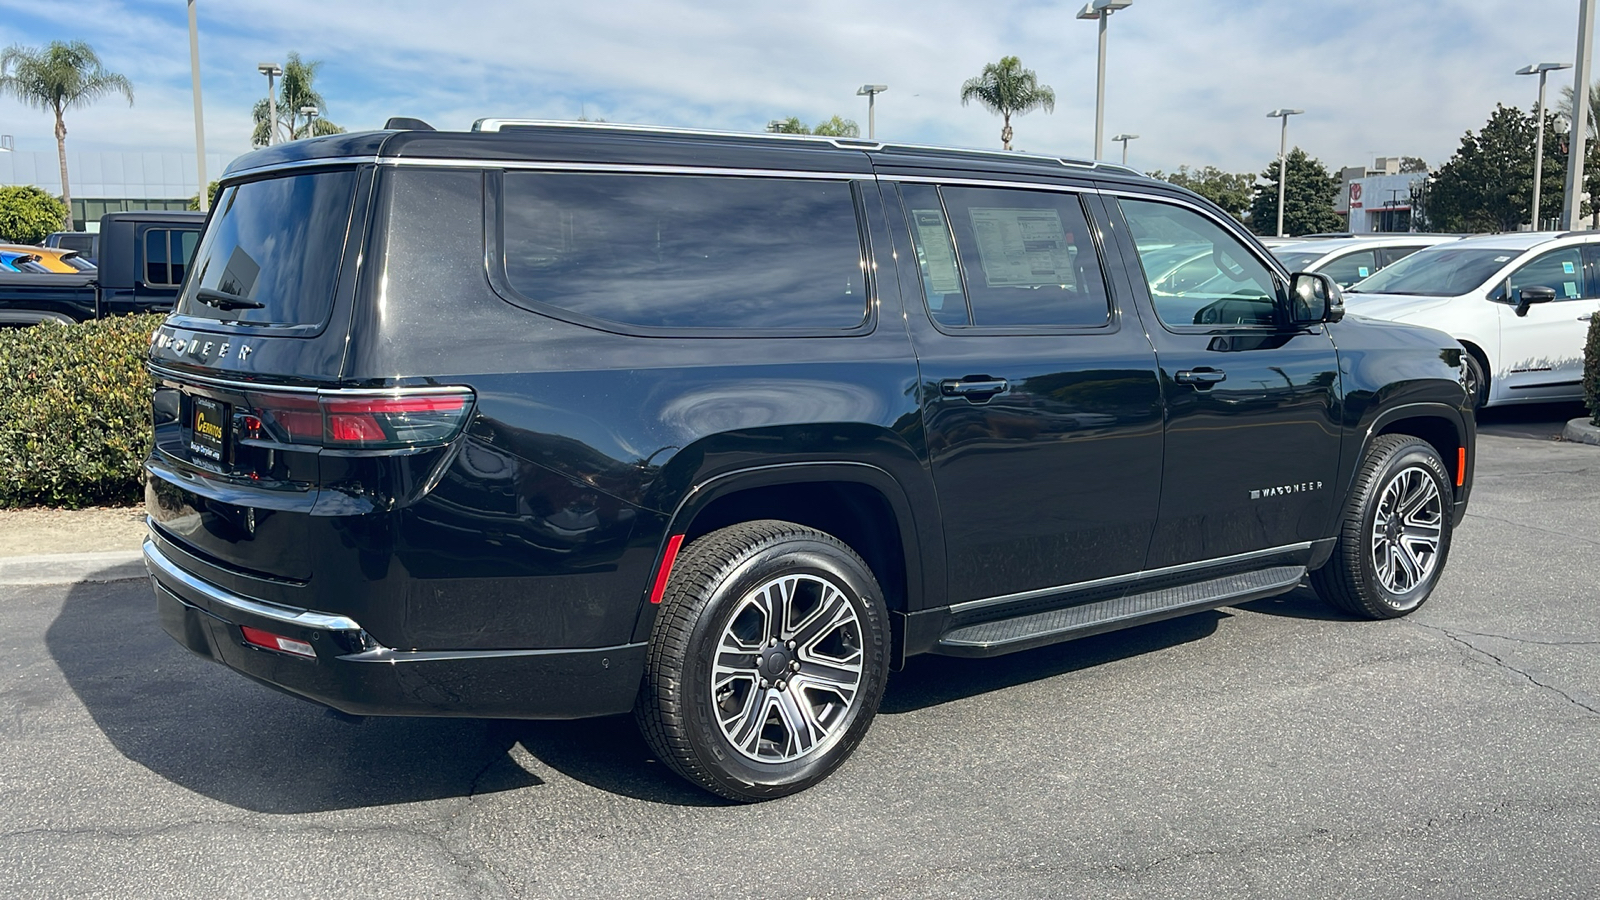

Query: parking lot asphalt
[[2, 407, 1597, 900]]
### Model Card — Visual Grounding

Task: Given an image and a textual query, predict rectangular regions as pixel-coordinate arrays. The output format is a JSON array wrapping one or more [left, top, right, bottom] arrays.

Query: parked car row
[[0, 211, 204, 325], [0, 243, 96, 273]]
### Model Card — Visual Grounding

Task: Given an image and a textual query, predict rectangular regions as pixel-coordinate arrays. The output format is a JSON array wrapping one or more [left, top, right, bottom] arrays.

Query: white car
[[1344, 231, 1600, 408], [1272, 234, 1462, 289]]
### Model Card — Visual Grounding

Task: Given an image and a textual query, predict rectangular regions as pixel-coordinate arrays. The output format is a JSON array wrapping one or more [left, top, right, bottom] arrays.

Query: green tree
[[251, 52, 344, 147], [1149, 165, 1256, 222], [1428, 104, 1567, 233], [0, 41, 133, 232], [959, 55, 1055, 150], [811, 115, 860, 138], [767, 116, 809, 134], [1399, 156, 1429, 173], [186, 180, 220, 212], [1248, 148, 1344, 237], [0, 185, 68, 244]]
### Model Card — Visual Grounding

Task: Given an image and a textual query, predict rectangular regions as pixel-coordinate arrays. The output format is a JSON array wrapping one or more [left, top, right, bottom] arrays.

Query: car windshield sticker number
[[911, 209, 963, 297], [1563, 260, 1576, 274], [966, 207, 1076, 288], [1565, 280, 1580, 298], [1358, 266, 1370, 277]]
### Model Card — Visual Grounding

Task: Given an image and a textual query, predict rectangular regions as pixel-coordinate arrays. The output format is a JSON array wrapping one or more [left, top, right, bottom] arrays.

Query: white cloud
[[0, 0, 1593, 179]]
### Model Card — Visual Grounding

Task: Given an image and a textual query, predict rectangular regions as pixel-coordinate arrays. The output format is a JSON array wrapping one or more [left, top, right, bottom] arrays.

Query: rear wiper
[[195, 287, 264, 310]]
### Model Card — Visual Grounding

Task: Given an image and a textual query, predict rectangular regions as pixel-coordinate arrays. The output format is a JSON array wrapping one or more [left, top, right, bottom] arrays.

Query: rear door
[[1104, 192, 1342, 569], [884, 177, 1164, 606]]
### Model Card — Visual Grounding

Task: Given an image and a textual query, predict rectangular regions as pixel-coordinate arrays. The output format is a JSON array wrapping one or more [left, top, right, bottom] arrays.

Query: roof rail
[[469, 118, 1127, 174]]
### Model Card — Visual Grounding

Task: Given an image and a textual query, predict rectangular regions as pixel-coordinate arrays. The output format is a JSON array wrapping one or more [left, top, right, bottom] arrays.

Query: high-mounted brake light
[[241, 389, 474, 450]]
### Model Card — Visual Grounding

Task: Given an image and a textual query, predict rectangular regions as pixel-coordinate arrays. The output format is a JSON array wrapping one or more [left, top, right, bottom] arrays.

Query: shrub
[[0, 315, 161, 508], [0, 185, 68, 244], [1586, 312, 1600, 427]]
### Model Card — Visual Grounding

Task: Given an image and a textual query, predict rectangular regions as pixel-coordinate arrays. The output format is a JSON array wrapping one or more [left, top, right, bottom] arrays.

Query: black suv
[[145, 121, 1474, 801]]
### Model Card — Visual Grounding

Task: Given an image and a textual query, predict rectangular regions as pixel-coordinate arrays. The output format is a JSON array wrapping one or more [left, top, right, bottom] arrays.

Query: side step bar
[[934, 566, 1305, 658]]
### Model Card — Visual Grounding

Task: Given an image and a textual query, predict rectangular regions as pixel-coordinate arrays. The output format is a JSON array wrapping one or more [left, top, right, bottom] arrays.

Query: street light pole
[[1112, 133, 1139, 165], [856, 85, 888, 140], [301, 106, 318, 140], [1519, 62, 1572, 230], [187, 0, 207, 211], [1267, 108, 1304, 237], [1077, 0, 1133, 160], [257, 62, 282, 146], [1563, 0, 1596, 230]]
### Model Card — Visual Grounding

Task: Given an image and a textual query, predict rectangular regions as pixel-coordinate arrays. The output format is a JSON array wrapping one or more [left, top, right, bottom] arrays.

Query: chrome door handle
[[1175, 368, 1227, 387], [1579, 313, 1594, 321], [940, 378, 1009, 398]]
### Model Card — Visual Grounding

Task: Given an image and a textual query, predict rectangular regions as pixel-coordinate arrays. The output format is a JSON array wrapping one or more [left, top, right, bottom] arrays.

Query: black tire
[[1461, 350, 1488, 410], [1311, 435, 1454, 619], [635, 520, 890, 802]]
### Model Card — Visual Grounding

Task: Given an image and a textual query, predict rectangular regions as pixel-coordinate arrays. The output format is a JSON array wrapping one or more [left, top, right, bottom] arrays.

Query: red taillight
[[242, 389, 474, 450], [240, 625, 316, 658]]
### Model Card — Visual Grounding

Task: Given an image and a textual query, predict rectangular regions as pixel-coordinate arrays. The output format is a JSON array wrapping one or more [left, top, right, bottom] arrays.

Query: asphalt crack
[[1413, 621, 1600, 716]]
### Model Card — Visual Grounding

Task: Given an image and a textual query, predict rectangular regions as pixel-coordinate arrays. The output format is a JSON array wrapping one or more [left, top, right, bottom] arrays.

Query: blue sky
[[0, 0, 1592, 178]]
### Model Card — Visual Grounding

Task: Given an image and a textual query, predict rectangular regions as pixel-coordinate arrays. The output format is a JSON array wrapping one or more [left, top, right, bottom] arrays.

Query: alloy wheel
[[1369, 465, 1444, 595]]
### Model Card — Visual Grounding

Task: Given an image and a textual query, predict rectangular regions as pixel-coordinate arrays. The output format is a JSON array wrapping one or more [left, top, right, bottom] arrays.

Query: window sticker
[[911, 209, 963, 296], [1358, 266, 1370, 277], [965, 207, 1076, 288], [1494, 256, 1511, 262], [1563, 260, 1576, 274], [1564, 280, 1579, 298]]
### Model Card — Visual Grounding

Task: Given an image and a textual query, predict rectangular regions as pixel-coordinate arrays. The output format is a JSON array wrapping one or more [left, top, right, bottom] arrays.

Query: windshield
[[176, 170, 357, 326], [1349, 246, 1513, 296], [1272, 248, 1326, 272]]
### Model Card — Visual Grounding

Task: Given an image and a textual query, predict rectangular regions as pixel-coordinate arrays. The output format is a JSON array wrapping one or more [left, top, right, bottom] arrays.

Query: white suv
[[1272, 235, 1461, 289], [1344, 231, 1600, 408]]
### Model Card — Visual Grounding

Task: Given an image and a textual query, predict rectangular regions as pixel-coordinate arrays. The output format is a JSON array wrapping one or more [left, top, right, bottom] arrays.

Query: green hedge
[[0, 315, 162, 508], [1587, 312, 1600, 427]]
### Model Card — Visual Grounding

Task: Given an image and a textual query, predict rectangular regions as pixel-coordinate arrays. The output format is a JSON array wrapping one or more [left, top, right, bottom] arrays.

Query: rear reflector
[[241, 625, 316, 658], [1457, 447, 1466, 486], [650, 534, 685, 604], [241, 388, 474, 450]]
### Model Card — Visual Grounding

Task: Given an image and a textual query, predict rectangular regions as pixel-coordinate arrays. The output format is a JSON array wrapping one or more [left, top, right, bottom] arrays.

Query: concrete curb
[[0, 549, 145, 586], [1563, 417, 1600, 445]]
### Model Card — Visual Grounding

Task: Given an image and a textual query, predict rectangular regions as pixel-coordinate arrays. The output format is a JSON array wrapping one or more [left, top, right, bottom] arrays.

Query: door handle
[[1580, 313, 1594, 321], [940, 378, 1009, 399], [1175, 368, 1227, 387]]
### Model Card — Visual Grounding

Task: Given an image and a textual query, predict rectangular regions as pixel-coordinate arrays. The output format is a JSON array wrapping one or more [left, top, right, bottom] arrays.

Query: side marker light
[[650, 535, 685, 605], [1457, 447, 1466, 487]]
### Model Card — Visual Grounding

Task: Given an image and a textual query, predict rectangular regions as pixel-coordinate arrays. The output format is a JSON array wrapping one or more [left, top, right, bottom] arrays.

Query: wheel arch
[[1366, 403, 1470, 497]]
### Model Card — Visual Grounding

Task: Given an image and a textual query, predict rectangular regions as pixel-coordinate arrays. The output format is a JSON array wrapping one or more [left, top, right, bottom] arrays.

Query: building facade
[[1334, 158, 1427, 234], [0, 150, 233, 232]]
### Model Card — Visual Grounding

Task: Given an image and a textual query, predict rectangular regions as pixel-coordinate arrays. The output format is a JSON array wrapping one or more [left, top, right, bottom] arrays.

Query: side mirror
[[1513, 285, 1557, 317], [1290, 271, 1345, 325]]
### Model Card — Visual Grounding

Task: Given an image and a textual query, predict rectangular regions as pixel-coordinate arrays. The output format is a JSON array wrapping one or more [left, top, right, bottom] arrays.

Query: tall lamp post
[[257, 62, 282, 146], [301, 105, 319, 139], [1518, 62, 1571, 230], [1267, 108, 1304, 237], [1563, 0, 1596, 230], [1077, 0, 1133, 160], [187, 0, 208, 211], [856, 84, 888, 140], [1112, 133, 1139, 165]]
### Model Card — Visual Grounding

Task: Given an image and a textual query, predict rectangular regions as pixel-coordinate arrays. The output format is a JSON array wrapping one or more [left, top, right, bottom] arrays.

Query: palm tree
[[0, 41, 133, 231], [251, 52, 343, 147], [960, 56, 1055, 151]]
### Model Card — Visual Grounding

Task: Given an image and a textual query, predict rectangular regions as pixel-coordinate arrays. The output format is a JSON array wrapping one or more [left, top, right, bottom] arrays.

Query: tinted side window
[[1119, 198, 1279, 328], [501, 173, 867, 331], [144, 229, 170, 284], [939, 186, 1110, 327], [1317, 248, 1377, 288], [899, 183, 971, 327], [1508, 247, 1587, 300]]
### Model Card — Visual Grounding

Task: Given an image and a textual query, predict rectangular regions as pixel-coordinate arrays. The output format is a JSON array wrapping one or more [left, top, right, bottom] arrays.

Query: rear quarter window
[[499, 173, 869, 332]]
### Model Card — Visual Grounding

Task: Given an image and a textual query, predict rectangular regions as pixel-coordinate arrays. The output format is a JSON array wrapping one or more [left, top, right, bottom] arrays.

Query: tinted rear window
[[500, 173, 868, 331], [176, 171, 357, 326]]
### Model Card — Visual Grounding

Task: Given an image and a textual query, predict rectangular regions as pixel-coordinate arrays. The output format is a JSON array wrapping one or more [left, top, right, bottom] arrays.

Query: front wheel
[[635, 520, 889, 802], [1461, 351, 1488, 410], [1311, 435, 1454, 619]]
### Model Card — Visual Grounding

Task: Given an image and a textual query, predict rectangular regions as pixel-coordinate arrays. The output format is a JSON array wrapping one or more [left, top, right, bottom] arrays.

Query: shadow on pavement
[[1232, 583, 1354, 622], [45, 579, 719, 812], [1476, 401, 1587, 441]]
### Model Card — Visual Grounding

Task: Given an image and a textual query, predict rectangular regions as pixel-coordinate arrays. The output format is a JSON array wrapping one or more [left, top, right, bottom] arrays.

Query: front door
[[1494, 245, 1600, 403], [885, 179, 1165, 605], [1106, 194, 1343, 569]]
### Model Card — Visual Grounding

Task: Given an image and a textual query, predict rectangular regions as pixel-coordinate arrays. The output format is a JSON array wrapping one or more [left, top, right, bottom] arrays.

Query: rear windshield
[[176, 170, 357, 326], [1348, 246, 1511, 296], [1272, 248, 1326, 272]]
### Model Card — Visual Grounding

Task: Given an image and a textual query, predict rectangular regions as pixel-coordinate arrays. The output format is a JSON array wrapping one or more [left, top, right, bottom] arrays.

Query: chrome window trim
[[879, 173, 1103, 194], [440, 158, 865, 180], [948, 541, 1314, 614], [145, 538, 363, 631]]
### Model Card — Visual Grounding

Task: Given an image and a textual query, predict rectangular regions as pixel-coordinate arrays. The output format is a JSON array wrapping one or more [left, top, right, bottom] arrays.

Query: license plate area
[[190, 395, 229, 463]]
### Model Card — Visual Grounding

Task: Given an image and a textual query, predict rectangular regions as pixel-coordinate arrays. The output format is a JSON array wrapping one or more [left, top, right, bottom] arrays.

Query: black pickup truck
[[0, 211, 204, 325]]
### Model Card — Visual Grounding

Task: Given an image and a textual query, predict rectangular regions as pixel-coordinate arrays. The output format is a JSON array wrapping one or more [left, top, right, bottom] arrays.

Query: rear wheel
[[1311, 435, 1453, 619], [635, 520, 889, 802]]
